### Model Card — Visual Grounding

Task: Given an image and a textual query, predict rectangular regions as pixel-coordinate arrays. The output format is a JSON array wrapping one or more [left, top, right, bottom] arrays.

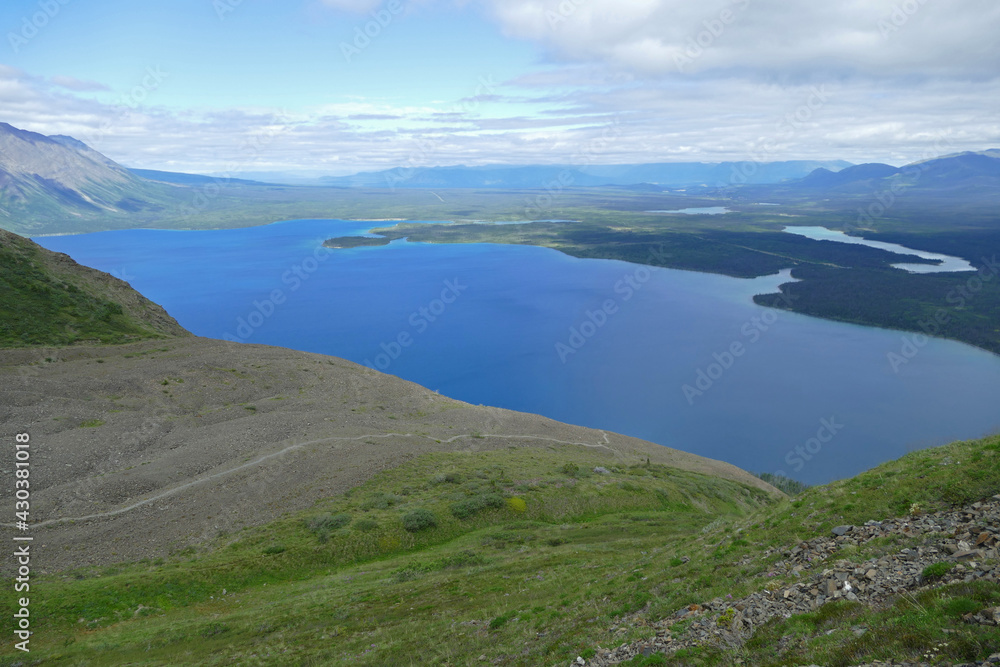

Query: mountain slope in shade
[[0, 228, 189, 347], [795, 162, 902, 189], [784, 150, 1000, 197], [0, 122, 177, 232], [907, 151, 1000, 190]]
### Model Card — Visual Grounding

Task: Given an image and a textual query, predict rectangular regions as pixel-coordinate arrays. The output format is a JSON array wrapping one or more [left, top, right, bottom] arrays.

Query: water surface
[[784, 226, 976, 273], [36, 219, 1000, 484]]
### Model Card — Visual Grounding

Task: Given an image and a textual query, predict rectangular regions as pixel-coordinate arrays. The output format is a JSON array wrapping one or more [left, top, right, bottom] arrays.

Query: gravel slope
[[0, 337, 779, 573]]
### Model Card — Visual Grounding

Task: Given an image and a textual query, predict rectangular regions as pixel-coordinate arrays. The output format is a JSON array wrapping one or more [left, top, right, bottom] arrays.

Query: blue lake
[[35, 219, 1000, 484]]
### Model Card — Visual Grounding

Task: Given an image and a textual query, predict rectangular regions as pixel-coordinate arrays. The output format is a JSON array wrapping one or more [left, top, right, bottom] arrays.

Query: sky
[[1, 0, 999, 175]]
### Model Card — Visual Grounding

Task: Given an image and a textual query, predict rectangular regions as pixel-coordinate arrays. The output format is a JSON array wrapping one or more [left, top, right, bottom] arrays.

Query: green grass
[[3, 434, 998, 666], [713, 581, 1000, 666], [0, 446, 770, 665], [0, 230, 179, 348]]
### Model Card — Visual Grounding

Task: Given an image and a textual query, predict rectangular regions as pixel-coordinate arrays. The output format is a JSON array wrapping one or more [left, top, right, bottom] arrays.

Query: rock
[[831, 525, 852, 536]]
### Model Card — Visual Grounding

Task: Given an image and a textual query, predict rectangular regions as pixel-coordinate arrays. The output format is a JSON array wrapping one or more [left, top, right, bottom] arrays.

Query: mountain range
[[759, 149, 1000, 198], [1, 120, 999, 237], [0, 122, 176, 229], [317, 160, 855, 189]]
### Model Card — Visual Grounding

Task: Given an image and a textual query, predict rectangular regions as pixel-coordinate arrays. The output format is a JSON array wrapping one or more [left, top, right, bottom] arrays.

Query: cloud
[[1, 49, 997, 175], [50, 75, 111, 92], [478, 0, 1000, 79]]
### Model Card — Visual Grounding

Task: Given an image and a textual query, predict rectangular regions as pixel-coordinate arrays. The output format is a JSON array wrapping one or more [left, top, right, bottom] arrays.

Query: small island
[[322, 236, 392, 249]]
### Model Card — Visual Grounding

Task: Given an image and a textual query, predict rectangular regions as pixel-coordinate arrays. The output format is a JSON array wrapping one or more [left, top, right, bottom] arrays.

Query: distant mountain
[[905, 151, 1000, 190], [320, 160, 854, 189], [0, 122, 176, 233], [797, 163, 901, 187], [769, 149, 1000, 201]]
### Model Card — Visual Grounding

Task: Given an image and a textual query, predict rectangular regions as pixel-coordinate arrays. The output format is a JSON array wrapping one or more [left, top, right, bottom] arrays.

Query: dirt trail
[[1, 337, 777, 571]]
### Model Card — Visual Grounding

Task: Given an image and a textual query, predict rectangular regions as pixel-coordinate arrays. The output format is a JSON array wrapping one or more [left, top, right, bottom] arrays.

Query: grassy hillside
[[4, 433, 997, 666], [0, 229, 188, 347]]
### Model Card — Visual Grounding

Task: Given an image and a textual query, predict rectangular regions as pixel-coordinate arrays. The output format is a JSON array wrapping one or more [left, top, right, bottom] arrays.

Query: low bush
[[402, 509, 437, 532], [451, 493, 505, 519]]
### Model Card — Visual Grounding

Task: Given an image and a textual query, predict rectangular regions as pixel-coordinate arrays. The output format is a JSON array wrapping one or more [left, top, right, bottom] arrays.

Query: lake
[[35, 219, 1000, 485], [783, 225, 976, 273]]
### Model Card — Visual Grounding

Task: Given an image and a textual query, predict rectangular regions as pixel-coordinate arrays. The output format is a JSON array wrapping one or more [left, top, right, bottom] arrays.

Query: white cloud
[[1, 25, 998, 176], [478, 0, 1000, 79]]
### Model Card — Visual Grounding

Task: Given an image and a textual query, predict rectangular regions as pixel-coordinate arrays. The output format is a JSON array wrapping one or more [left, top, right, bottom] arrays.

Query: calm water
[[36, 219, 1000, 484], [784, 225, 976, 273]]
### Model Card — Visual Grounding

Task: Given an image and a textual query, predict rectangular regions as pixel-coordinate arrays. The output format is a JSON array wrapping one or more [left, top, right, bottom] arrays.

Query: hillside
[[0, 335, 776, 572], [0, 228, 188, 347], [0, 182, 998, 666], [758, 149, 1000, 204], [0, 394, 996, 665], [0, 123, 181, 233]]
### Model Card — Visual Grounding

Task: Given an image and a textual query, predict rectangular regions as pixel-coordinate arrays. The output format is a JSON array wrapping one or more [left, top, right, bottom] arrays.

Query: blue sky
[[1, 0, 998, 175]]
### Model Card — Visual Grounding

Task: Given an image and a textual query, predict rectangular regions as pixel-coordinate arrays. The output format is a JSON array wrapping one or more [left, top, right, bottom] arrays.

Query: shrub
[[756, 472, 809, 495], [402, 509, 437, 532], [560, 463, 580, 477], [362, 492, 404, 511], [450, 493, 505, 519], [506, 497, 527, 513], [306, 513, 352, 534], [490, 611, 516, 629], [354, 518, 379, 532], [200, 622, 230, 638]]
